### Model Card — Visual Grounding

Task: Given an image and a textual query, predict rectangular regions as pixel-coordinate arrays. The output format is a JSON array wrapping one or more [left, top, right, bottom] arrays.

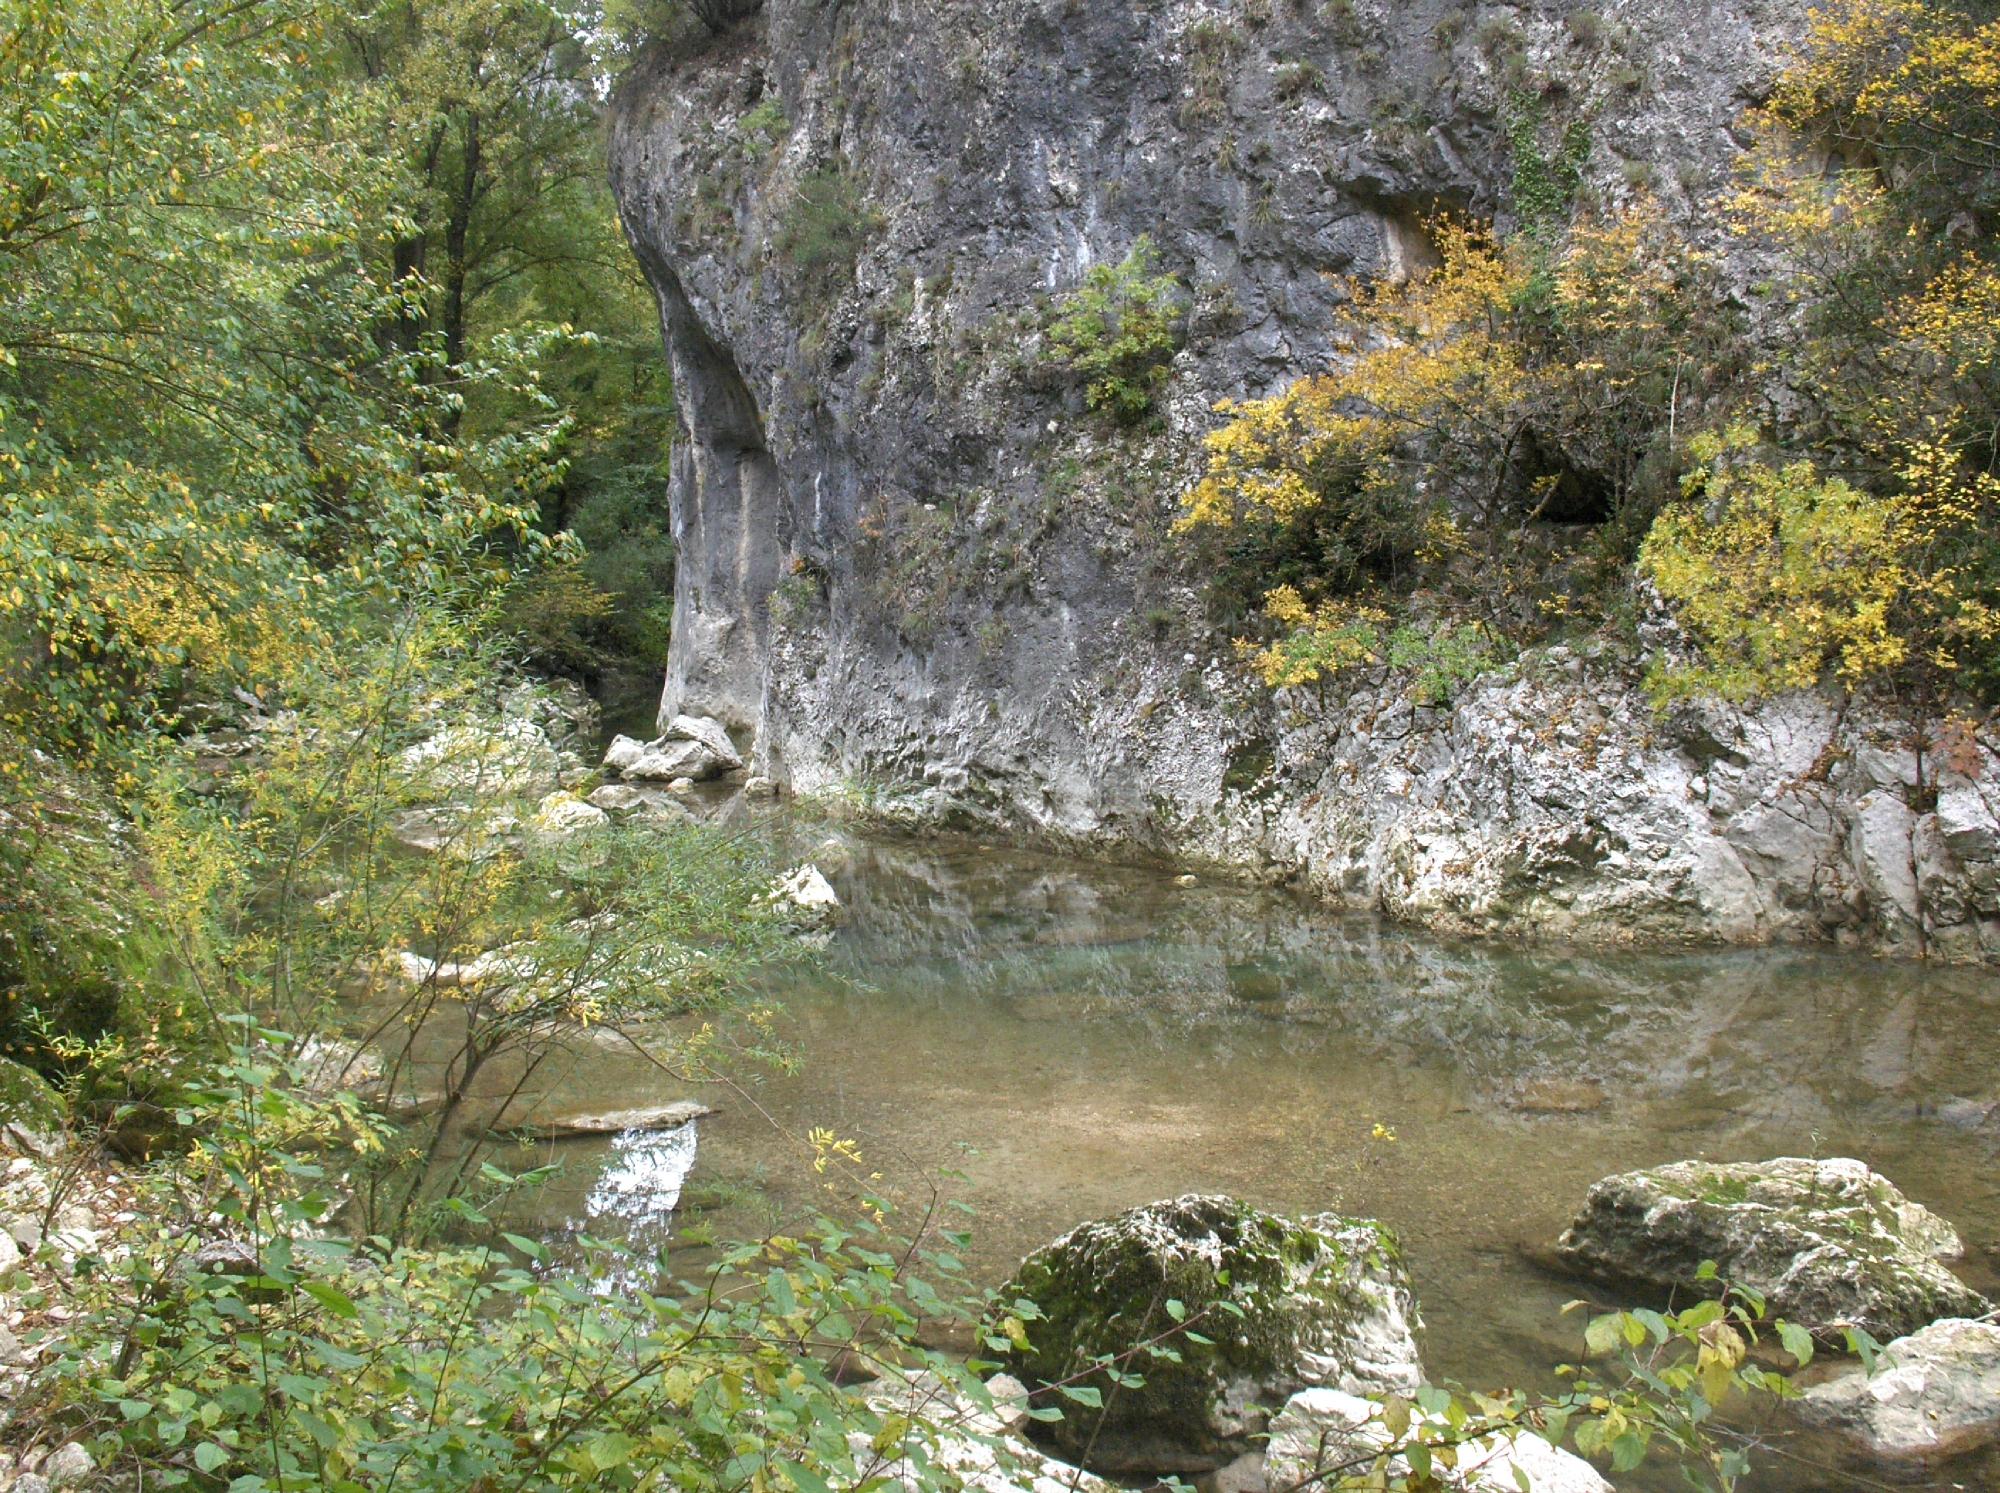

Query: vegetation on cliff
[[1180, 0, 2000, 746]]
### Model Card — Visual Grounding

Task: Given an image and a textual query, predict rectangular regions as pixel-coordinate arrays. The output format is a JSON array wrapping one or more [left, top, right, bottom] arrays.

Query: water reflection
[[512, 820, 2000, 1491], [584, 1120, 699, 1257]]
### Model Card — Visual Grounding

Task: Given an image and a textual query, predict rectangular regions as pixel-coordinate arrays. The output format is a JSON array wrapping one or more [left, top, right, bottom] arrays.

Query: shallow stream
[[504, 818, 2000, 1491]]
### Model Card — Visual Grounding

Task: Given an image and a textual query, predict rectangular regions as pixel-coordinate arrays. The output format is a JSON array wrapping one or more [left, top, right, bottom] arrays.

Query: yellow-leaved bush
[[1640, 429, 1910, 701]]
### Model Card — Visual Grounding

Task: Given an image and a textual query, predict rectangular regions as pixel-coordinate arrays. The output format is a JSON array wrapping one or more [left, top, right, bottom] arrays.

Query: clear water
[[497, 818, 2000, 1491]]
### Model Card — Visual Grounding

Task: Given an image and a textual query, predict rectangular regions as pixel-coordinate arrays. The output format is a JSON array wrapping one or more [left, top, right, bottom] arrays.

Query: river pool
[[491, 816, 2000, 1491]]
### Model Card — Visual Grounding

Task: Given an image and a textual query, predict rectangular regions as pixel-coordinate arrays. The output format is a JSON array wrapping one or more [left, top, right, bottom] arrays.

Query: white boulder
[[1266, 1388, 1612, 1493], [771, 863, 843, 927], [530, 791, 609, 835], [1796, 1316, 2000, 1461]]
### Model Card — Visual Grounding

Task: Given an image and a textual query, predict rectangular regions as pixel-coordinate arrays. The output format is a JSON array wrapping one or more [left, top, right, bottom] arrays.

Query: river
[[493, 814, 2000, 1492]]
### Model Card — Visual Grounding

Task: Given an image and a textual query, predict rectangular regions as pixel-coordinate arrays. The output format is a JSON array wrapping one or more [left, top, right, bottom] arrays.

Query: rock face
[[1266, 1387, 1613, 1493], [1796, 1317, 2000, 1462], [1000, 1195, 1420, 1473], [1553, 1157, 1989, 1339], [0, 1059, 65, 1158], [606, 0, 2000, 961]]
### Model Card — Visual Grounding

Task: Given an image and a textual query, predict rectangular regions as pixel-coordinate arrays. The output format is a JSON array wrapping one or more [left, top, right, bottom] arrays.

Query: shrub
[[1043, 237, 1183, 424]]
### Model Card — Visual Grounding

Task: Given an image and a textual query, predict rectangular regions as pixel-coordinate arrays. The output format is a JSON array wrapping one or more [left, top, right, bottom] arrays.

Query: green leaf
[[299, 1281, 358, 1320], [783, 1463, 833, 1493], [195, 1443, 231, 1474], [1058, 1384, 1103, 1409], [1583, 1313, 1624, 1357], [587, 1433, 637, 1470], [1776, 1320, 1815, 1366]]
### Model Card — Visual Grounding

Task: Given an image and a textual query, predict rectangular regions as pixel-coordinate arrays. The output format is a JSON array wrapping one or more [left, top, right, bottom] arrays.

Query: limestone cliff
[[609, 0, 2000, 960]]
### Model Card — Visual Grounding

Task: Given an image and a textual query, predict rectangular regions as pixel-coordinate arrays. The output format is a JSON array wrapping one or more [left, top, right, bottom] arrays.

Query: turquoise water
[[500, 819, 2000, 1491]]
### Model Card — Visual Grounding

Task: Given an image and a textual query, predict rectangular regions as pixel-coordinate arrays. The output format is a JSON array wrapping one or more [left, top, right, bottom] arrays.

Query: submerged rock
[[502, 1099, 715, 1140], [771, 863, 844, 927], [1554, 1157, 1988, 1339], [1000, 1194, 1420, 1473], [1266, 1387, 1612, 1493], [1796, 1317, 2000, 1462]]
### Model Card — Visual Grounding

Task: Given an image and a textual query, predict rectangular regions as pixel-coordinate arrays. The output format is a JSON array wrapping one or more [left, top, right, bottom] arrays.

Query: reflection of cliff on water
[[798, 828, 2000, 1138]]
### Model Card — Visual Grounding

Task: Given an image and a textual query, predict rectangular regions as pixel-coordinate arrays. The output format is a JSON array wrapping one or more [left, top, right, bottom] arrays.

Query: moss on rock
[[997, 1194, 1420, 1474], [1554, 1156, 1989, 1341], [0, 1057, 66, 1154]]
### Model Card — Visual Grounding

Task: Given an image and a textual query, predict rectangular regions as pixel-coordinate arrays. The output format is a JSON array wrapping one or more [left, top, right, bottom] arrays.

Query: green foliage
[[349, 0, 682, 679], [24, 1050, 1014, 1493], [1277, 1273, 1812, 1493], [1506, 87, 1592, 239], [0, 0, 565, 758], [1043, 237, 1183, 425], [1641, 0, 2000, 713], [1641, 427, 1911, 703], [739, 96, 792, 158]]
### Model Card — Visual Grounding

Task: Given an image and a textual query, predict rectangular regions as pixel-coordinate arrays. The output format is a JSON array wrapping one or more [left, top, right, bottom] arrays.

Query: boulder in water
[[1553, 1157, 1988, 1339], [1796, 1316, 2000, 1461], [772, 863, 843, 928], [999, 1194, 1421, 1473], [603, 714, 743, 784], [529, 791, 609, 835], [502, 1099, 714, 1140]]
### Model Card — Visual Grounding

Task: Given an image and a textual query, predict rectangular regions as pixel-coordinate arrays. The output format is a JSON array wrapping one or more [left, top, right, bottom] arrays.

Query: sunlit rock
[[1266, 1388, 1612, 1493], [1555, 1157, 1988, 1339], [1796, 1317, 2000, 1462]]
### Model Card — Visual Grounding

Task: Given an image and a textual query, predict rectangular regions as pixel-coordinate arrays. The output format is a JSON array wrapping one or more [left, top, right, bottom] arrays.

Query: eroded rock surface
[[1266, 1387, 1612, 1493], [1554, 1157, 1989, 1339], [1796, 1317, 2000, 1462], [1000, 1194, 1420, 1473]]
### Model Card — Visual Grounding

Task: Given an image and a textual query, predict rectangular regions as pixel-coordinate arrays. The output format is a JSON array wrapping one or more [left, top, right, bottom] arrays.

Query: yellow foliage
[[1641, 429, 1910, 700], [1241, 591, 1389, 688]]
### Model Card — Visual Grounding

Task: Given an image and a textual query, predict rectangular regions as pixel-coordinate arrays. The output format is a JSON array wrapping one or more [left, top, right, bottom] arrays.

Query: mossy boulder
[[0, 1057, 66, 1156], [1554, 1157, 1989, 1340], [997, 1194, 1421, 1474]]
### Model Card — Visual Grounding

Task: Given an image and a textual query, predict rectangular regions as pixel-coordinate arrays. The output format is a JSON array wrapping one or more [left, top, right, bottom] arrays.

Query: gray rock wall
[[609, 0, 2000, 960]]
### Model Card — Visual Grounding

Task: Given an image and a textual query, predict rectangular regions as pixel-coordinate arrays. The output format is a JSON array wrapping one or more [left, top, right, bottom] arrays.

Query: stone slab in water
[[1554, 1156, 1989, 1339], [503, 1099, 714, 1140]]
